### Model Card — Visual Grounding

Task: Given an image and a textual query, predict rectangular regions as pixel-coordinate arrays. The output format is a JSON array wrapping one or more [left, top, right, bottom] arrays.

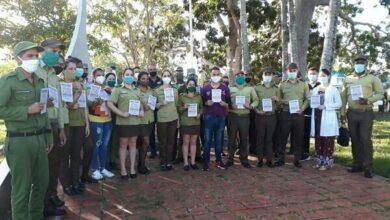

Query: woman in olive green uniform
[[178, 79, 203, 171], [155, 70, 179, 171], [107, 69, 143, 179]]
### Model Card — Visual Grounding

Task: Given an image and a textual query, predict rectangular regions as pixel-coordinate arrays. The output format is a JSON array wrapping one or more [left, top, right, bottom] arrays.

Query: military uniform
[[0, 41, 53, 220]]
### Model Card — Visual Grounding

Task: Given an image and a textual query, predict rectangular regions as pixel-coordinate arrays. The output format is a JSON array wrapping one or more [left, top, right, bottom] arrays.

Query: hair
[[222, 75, 229, 79], [308, 66, 319, 72], [211, 66, 220, 71], [138, 71, 149, 81], [92, 68, 104, 77], [67, 56, 82, 65], [287, 63, 298, 69], [320, 68, 331, 76], [161, 69, 172, 77], [133, 66, 141, 70], [186, 78, 198, 87], [105, 72, 116, 80], [235, 70, 245, 75], [65, 58, 77, 69], [122, 68, 133, 76]]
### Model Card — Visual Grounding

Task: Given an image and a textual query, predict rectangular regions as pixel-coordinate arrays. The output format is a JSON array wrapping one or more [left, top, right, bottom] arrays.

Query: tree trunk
[[280, 0, 289, 70], [288, 0, 299, 65], [226, 0, 241, 82], [240, 0, 250, 72], [320, 0, 341, 71]]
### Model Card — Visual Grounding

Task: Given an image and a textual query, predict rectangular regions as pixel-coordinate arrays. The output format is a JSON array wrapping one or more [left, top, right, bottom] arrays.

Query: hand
[[206, 100, 213, 106], [143, 104, 150, 111], [162, 100, 169, 106], [358, 97, 368, 105], [196, 114, 201, 119], [318, 105, 325, 110], [271, 96, 279, 102], [340, 115, 347, 124], [71, 103, 80, 110], [47, 98, 54, 108], [122, 111, 130, 118], [256, 110, 265, 115], [231, 104, 238, 110], [244, 103, 252, 110], [139, 110, 144, 117], [219, 101, 228, 107], [58, 129, 67, 146], [47, 144, 54, 154], [85, 125, 90, 137], [73, 82, 82, 93], [28, 102, 43, 114]]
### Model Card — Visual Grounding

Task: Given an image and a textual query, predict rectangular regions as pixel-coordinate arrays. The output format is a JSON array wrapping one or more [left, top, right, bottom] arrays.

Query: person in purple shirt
[[201, 67, 231, 171]]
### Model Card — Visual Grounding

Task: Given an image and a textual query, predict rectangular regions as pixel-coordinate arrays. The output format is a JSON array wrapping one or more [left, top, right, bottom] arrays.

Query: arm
[[0, 78, 29, 121], [249, 87, 259, 109], [367, 76, 384, 104], [340, 84, 348, 117], [326, 87, 342, 110], [301, 83, 309, 110], [84, 103, 90, 136]]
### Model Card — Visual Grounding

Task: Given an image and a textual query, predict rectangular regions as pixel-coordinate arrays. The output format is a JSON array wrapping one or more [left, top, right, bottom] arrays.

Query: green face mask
[[107, 80, 116, 87], [41, 51, 59, 67], [187, 86, 196, 93], [235, 75, 246, 85]]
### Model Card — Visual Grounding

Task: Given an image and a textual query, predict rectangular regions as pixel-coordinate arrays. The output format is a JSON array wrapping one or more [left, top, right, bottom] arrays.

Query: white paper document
[[289, 100, 300, 113], [211, 89, 221, 103], [48, 86, 59, 108], [60, 82, 73, 103], [310, 95, 321, 108], [40, 88, 49, 114], [78, 91, 87, 108], [128, 100, 141, 116], [188, 103, 198, 117], [147, 95, 157, 110], [99, 89, 109, 101], [164, 88, 174, 102], [262, 99, 272, 112], [88, 85, 101, 101], [235, 96, 246, 109], [350, 85, 363, 101]]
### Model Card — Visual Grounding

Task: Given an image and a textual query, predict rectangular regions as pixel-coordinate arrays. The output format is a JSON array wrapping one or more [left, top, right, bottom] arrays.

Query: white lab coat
[[310, 85, 342, 137]]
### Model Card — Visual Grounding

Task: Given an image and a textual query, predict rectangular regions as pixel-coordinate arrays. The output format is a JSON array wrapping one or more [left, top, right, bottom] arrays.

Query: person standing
[[173, 66, 186, 163], [0, 41, 53, 220], [276, 63, 309, 168], [254, 67, 280, 167], [341, 55, 384, 178], [226, 71, 259, 168], [310, 69, 342, 170], [202, 67, 230, 171]]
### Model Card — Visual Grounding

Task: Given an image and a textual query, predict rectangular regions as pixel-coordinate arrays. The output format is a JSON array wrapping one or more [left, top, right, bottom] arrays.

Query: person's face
[[76, 62, 83, 68], [148, 65, 157, 73], [162, 71, 171, 78], [211, 70, 221, 77], [17, 49, 39, 64], [187, 81, 195, 87], [57, 58, 65, 68], [355, 60, 366, 65], [45, 46, 61, 54], [264, 72, 273, 77], [134, 68, 140, 74], [140, 74, 149, 83], [272, 75, 281, 84], [236, 72, 245, 78], [308, 70, 318, 76], [106, 75, 115, 81], [94, 70, 104, 79], [222, 77, 229, 83], [124, 69, 134, 77], [288, 67, 298, 73], [319, 72, 328, 78], [65, 62, 77, 71]]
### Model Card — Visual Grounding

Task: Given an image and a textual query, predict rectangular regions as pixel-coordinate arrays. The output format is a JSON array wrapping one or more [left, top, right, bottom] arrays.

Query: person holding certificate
[[154, 70, 179, 171], [277, 63, 309, 168], [254, 67, 280, 168], [137, 71, 155, 175], [341, 55, 384, 178], [107, 69, 143, 179], [226, 71, 259, 169], [310, 69, 342, 171], [178, 79, 203, 171]]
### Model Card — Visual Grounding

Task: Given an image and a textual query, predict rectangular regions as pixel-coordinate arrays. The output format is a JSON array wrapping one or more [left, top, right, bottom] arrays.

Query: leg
[[166, 120, 178, 164], [59, 125, 70, 188], [303, 115, 311, 156], [238, 115, 250, 164], [264, 115, 277, 162], [291, 114, 305, 162], [45, 122, 60, 205], [138, 136, 150, 172], [99, 122, 113, 170], [128, 136, 138, 174], [81, 129, 92, 180], [157, 122, 168, 165], [190, 135, 198, 165], [119, 137, 129, 175], [90, 122, 102, 171], [70, 126, 84, 186], [360, 111, 374, 170], [255, 115, 265, 161], [202, 115, 213, 164], [278, 112, 292, 162], [347, 111, 363, 168], [227, 113, 238, 162], [214, 116, 225, 162], [149, 121, 157, 156], [182, 134, 190, 166]]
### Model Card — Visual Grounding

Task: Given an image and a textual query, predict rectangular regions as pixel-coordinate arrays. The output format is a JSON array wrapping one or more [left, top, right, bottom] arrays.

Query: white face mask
[[288, 71, 297, 80], [134, 72, 139, 80], [318, 76, 329, 85], [307, 74, 317, 83], [263, 75, 273, 84], [95, 76, 106, 85], [211, 76, 221, 83], [162, 77, 171, 84], [18, 56, 39, 73]]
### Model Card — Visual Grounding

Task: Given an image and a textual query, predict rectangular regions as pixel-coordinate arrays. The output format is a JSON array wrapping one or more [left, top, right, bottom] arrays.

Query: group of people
[[0, 38, 384, 220]]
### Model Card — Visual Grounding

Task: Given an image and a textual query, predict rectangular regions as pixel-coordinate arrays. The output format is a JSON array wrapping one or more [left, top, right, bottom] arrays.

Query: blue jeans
[[203, 115, 225, 164], [91, 121, 113, 171]]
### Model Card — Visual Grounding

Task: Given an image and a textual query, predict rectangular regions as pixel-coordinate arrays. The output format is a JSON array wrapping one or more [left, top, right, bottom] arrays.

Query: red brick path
[[57, 157, 390, 220]]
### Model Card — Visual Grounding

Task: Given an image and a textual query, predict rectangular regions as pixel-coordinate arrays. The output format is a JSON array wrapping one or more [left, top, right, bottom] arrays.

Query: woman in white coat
[[310, 69, 342, 170]]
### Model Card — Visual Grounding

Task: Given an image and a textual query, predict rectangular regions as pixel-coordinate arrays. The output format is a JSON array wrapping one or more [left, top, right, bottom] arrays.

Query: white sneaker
[[92, 170, 103, 180], [100, 169, 114, 178]]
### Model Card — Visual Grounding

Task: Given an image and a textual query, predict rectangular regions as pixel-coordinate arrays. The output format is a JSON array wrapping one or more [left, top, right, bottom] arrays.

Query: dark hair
[[308, 66, 318, 72], [320, 68, 331, 76], [222, 75, 229, 79], [105, 72, 116, 80], [211, 66, 220, 71], [137, 71, 149, 81], [67, 56, 82, 65], [133, 66, 141, 70], [122, 68, 133, 76], [287, 63, 298, 69], [65, 58, 77, 69], [186, 78, 198, 87], [161, 69, 172, 76], [93, 68, 104, 77]]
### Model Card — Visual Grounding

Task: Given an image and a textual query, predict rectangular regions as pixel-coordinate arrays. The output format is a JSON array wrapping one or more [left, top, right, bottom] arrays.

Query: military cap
[[13, 41, 44, 56], [176, 66, 184, 72], [354, 55, 368, 62], [262, 67, 274, 74], [41, 38, 65, 50]]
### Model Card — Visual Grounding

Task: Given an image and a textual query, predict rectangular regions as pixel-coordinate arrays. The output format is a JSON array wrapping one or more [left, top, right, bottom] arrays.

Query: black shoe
[[49, 195, 64, 208], [364, 169, 373, 178], [63, 186, 76, 196], [183, 165, 190, 171], [121, 174, 129, 180], [347, 166, 364, 173], [225, 160, 234, 167], [43, 205, 67, 217], [275, 159, 285, 167], [173, 157, 183, 165], [129, 173, 137, 179], [256, 161, 263, 168], [80, 175, 99, 184], [242, 163, 251, 169], [190, 163, 199, 170], [294, 161, 302, 168], [160, 164, 168, 171], [148, 152, 157, 159], [300, 154, 311, 161], [166, 164, 173, 171], [138, 168, 151, 175], [202, 163, 209, 171], [265, 161, 274, 168], [72, 184, 84, 194]]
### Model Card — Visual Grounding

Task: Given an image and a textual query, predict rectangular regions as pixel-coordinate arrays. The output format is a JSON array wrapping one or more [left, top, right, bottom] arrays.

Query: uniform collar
[[16, 67, 39, 82]]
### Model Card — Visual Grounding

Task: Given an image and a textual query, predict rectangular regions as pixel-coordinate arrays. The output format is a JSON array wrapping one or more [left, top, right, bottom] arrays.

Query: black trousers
[[279, 112, 304, 161], [255, 114, 277, 162]]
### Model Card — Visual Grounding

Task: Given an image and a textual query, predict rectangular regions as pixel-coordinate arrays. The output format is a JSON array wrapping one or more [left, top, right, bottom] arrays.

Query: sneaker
[[92, 170, 104, 180], [312, 164, 321, 169], [101, 169, 115, 178], [265, 161, 274, 168], [202, 163, 210, 171], [215, 161, 226, 170], [166, 164, 173, 171]]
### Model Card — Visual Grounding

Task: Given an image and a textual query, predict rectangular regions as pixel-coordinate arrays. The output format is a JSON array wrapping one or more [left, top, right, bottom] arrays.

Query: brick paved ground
[[56, 156, 390, 220]]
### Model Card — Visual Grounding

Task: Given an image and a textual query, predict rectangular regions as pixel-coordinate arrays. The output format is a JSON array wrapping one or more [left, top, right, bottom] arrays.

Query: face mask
[[211, 76, 221, 83], [288, 71, 297, 80], [354, 64, 365, 74], [75, 68, 84, 78], [308, 75, 317, 83], [235, 75, 246, 85], [53, 66, 63, 75], [162, 77, 171, 84], [107, 80, 116, 87], [139, 81, 149, 87], [41, 51, 59, 67], [263, 75, 273, 84], [187, 86, 196, 93], [123, 75, 135, 84], [18, 57, 39, 73], [149, 71, 157, 77], [318, 76, 329, 85], [95, 76, 105, 85], [245, 77, 252, 83]]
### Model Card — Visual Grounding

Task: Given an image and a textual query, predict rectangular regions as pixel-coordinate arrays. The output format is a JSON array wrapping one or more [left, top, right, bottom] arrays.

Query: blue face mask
[[75, 68, 84, 78], [354, 64, 365, 74], [123, 75, 135, 84], [235, 75, 246, 85]]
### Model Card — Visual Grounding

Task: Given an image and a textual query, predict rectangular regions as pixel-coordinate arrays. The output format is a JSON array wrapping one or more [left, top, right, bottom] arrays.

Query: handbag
[[337, 126, 350, 147]]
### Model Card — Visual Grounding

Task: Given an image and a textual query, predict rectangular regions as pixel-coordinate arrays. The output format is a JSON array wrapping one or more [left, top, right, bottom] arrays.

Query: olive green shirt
[[35, 63, 65, 128], [68, 107, 86, 127], [154, 86, 179, 123], [229, 85, 259, 115], [109, 86, 142, 125], [0, 68, 53, 144], [279, 80, 309, 112], [178, 94, 203, 126], [341, 73, 384, 115], [138, 87, 155, 125], [254, 83, 280, 113]]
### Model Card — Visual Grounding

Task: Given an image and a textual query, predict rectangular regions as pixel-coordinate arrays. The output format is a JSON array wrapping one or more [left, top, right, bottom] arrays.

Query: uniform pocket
[[14, 90, 33, 101]]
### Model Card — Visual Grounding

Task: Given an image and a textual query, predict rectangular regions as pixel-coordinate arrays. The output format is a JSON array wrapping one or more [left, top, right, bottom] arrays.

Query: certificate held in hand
[[60, 82, 73, 103], [128, 100, 141, 116], [211, 89, 221, 102], [350, 85, 363, 101], [164, 88, 174, 102], [289, 100, 300, 113], [40, 88, 49, 114], [88, 85, 101, 101], [188, 103, 198, 117], [235, 96, 245, 109], [262, 99, 272, 112], [310, 95, 321, 108], [78, 91, 87, 108], [48, 86, 59, 108], [148, 95, 157, 110]]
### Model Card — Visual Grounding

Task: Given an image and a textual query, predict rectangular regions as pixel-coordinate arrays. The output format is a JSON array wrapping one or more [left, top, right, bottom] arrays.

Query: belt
[[7, 128, 51, 137], [348, 108, 373, 113], [257, 112, 275, 116]]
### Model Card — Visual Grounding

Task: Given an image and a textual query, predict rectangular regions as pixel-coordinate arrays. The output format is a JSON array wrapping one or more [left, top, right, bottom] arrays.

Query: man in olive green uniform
[[37, 38, 67, 216], [341, 55, 384, 178], [0, 41, 53, 220], [277, 63, 309, 168]]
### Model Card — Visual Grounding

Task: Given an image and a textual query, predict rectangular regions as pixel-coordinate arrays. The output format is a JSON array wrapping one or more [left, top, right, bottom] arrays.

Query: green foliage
[[0, 62, 17, 76]]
